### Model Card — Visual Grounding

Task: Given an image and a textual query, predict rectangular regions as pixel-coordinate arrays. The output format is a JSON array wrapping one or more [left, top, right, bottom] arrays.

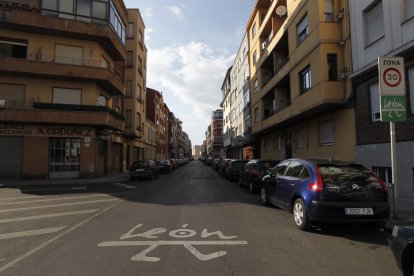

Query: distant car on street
[[218, 159, 231, 176], [169, 159, 178, 169], [387, 219, 414, 276], [156, 160, 173, 173], [260, 159, 390, 230], [130, 160, 159, 180], [239, 159, 280, 193]]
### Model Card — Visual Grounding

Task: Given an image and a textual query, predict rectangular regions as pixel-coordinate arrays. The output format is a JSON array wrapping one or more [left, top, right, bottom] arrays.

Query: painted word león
[[98, 224, 248, 262]]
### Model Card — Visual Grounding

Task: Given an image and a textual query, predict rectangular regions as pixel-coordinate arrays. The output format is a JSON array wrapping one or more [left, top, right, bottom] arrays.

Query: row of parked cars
[[129, 158, 191, 180], [202, 157, 413, 275]]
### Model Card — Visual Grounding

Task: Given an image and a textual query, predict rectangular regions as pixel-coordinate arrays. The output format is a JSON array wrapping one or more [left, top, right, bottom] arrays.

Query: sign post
[[378, 56, 406, 218]]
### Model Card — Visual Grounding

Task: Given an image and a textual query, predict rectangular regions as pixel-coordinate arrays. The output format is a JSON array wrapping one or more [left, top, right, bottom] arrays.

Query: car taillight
[[374, 174, 388, 194], [309, 166, 323, 192]]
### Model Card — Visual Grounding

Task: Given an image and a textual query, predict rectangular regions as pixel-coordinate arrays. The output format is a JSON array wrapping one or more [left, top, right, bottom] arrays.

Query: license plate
[[345, 208, 374, 215], [136, 169, 144, 172]]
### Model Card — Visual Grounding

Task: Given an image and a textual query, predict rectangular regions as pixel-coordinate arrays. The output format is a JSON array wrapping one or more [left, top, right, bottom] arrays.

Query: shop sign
[[0, 124, 94, 137]]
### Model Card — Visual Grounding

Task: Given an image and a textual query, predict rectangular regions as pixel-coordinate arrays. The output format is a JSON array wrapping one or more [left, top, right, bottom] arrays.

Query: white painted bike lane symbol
[[97, 224, 248, 262]]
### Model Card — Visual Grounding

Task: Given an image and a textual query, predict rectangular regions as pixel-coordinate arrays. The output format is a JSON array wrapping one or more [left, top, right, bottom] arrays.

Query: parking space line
[[0, 195, 45, 202], [0, 194, 124, 206], [0, 227, 66, 240], [0, 209, 99, 224], [0, 199, 118, 213]]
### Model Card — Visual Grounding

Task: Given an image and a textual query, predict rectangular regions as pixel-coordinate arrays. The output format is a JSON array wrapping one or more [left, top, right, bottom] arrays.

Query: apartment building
[[144, 118, 156, 160], [0, 0, 129, 179], [124, 8, 147, 169], [146, 87, 168, 160], [168, 112, 178, 158], [193, 145, 201, 158], [205, 124, 212, 157], [247, 0, 354, 162], [221, 66, 232, 157], [210, 109, 223, 158], [349, 0, 414, 211]]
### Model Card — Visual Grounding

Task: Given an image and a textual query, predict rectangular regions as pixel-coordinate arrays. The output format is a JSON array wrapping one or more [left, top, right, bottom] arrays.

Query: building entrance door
[[49, 138, 81, 179]]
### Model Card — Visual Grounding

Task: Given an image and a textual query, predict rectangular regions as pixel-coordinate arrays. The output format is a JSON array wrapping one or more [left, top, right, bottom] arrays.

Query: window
[[296, 129, 304, 149], [125, 109, 132, 128], [405, 0, 414, 20], [275, 161, 289, 176], [370, 82, 380, 121], [299, 66, 312, 93], [264, 138, 270, 152], [409, 66, 414, 114], [127, 23, 134, 38], [319, 120, 334, 145], [251, 23, 256, 38], [372, 167, 392, 186], [55, 44, 83, 65], [254, 107, 260, 122], [364, 1, 384, 46], [278, 136, 284, 151], [285, 161, 305, 178], [0, 40, 27, 59], [297, 14, 309, 44], [327, 54, 337, 81], [53, 88, 81, 105], [325, 0, 334, 22], [126, 80, 132, 97], [127, 51, 133, 67], [254, 79, 259, 93]]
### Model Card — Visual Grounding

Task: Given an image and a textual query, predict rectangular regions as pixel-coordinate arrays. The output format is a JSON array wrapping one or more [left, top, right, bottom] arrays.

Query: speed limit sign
[[378, 57, 406, 96]]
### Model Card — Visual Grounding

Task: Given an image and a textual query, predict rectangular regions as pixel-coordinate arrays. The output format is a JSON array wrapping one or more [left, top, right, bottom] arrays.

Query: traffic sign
[[378, 57, 406, 96], [380, 96, 406, 122]]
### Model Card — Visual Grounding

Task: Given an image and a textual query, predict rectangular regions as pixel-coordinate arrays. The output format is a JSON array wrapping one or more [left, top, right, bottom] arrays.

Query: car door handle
[[289, 183, 295, 186]]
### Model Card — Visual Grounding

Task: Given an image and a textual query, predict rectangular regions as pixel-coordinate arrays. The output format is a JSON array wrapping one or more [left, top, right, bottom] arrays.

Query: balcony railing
[[26, 54, 123, 80]]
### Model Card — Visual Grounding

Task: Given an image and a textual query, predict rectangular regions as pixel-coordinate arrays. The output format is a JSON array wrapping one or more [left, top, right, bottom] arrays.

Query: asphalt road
[[0, 161, 401, 276]]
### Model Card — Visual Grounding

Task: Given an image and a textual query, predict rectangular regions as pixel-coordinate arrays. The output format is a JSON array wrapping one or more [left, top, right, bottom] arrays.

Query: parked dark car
[[211, 159, 222, 171], [387, 219, 414, 276], [260, 159, 390, 230], [239, 159, 280, 193], [156, 160, 173, 173], [129, 160, 159, 180], [218, 159, 231, 176], [225, 159, 249, 182]]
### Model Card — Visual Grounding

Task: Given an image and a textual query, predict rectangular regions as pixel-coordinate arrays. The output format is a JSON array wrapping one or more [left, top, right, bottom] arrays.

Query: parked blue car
[[260, 159, 390, 230], [387, 219, 414, 276]]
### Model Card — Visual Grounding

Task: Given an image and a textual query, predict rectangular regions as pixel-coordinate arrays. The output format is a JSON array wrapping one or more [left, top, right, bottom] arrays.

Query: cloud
[[147, 42, 234, 143], [166, 5, 186, 20], [145, 27, 154, 41], [142, 7, 153, 19]]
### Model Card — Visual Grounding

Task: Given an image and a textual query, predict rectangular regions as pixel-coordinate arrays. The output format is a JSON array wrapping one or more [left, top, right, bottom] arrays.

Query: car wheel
[[260, 186, 269, 205], [293, 199, 311, 230]]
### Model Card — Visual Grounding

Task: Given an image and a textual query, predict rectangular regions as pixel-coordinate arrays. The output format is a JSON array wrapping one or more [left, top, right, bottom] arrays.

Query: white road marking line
[[98, 241, 249, 246], [0, 196, 127, 273], [113, 183, 135, 189], [22, 187, 88, 192], [0, 227, 66, 240], [0, 209, 99, 224], [0, 199, 118, 213], [0, 195, 45, 202], [0, 193, 122, 206]]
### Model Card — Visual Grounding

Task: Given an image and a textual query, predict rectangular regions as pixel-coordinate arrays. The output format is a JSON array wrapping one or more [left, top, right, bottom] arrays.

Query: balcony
[[0, 55, 125, 96], [0, 102, 125, 131], [0, 7, 126, 60]]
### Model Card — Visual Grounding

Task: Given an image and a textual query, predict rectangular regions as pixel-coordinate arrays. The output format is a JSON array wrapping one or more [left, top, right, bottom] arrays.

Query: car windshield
[[132, 161, 149, 168]]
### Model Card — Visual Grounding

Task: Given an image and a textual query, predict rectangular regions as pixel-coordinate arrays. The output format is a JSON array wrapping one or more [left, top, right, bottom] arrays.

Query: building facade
[[247, 0, 355, 162], [221, 67, 233, 157], [193, 145, 201, 158], [124, 8, 147, 169], [211, 109, 223, 158], [0, 0, 129, 179], [349, 0, 414, 212]]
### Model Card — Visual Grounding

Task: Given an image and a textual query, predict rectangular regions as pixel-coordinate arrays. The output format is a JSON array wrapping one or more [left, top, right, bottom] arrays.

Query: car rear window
[[132, 161, 149, 168], [318, 164, 379, 186]]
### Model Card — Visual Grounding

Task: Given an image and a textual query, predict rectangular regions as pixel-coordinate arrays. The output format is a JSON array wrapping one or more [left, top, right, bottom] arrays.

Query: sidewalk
[[0, 172, 130, 188]]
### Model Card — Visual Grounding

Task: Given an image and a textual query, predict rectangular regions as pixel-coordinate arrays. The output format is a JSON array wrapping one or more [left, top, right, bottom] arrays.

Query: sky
[[123, 0, 253, 146]]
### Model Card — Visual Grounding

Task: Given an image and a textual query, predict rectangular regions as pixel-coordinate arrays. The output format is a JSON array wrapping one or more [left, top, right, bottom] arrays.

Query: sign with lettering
[[378, 57, 406, 96], [0, 124, 94, 137], [380, 96, 406, 122]]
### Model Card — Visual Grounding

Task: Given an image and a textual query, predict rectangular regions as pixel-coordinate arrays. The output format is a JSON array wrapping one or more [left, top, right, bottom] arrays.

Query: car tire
[[293, 198, 311, 231], [260, 186, 269, 206]]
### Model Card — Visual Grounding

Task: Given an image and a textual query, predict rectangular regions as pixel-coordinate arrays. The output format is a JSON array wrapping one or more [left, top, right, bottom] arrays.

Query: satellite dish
[[276, 5, 287, 17], [96, 96, 107, 106]]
